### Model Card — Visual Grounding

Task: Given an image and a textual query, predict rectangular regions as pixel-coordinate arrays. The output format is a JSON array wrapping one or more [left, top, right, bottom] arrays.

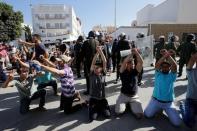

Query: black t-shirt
[[34, 43, 46, 60], [120, 69, 138, 96]]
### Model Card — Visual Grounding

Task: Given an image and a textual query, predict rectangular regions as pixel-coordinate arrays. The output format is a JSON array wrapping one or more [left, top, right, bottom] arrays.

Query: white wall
[[137, 4, 154, 26], [150, 0, 179, 23], [177, 0, 197, 24], [137, 0, 197, 25], [110, 27, 148, 40]]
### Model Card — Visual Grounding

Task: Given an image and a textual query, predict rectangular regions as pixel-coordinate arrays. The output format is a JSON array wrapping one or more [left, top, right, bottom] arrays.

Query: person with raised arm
[[115, 48, 144, 119], [144, 49, 181, 127], [2, 60, 47, 114], [88, 46, 111, 121]]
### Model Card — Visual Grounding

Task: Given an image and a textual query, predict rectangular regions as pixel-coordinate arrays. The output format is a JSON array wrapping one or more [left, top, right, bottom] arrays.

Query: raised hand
[[131, 48, 138, 55], [17, 39, 24, 44], [7, 70, 14, 81], [164, 51, 170, 58]]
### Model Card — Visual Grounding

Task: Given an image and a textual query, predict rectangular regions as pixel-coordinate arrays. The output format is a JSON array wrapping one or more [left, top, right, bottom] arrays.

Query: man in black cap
[[80, 31, 99, 95]]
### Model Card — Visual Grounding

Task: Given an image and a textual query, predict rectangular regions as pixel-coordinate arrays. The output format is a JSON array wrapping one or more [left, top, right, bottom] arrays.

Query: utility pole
[[114, 0, 117, 39]]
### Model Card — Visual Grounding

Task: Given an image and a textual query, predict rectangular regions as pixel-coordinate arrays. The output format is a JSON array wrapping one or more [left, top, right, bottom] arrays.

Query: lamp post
[[114, 0, 117, 39]]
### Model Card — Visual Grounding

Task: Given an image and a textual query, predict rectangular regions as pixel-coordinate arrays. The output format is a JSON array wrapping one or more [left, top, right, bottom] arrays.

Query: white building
[[32, 4, 82, 43], [137, 0, 197, 26]]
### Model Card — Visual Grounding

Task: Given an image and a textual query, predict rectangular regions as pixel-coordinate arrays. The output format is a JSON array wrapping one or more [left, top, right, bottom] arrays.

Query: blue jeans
[[180, 99, 197, 128], [144, 98, 181, 126]]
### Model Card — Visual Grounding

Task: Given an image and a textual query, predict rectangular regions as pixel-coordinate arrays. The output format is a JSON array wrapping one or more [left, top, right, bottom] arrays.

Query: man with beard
[[144, 49, 181, 127]]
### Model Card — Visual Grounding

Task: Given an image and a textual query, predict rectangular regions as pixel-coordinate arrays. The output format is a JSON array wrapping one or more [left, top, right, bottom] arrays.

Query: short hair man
[[115, 48, 144, 119], [144, 50, 181, 126]]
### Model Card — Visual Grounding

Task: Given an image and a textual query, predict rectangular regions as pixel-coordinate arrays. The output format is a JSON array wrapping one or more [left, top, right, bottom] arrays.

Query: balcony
[[37, 15, 68, 20]]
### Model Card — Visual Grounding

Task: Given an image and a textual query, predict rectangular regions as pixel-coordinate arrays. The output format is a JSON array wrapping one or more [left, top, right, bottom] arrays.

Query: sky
[[2, 0, 165, 35]]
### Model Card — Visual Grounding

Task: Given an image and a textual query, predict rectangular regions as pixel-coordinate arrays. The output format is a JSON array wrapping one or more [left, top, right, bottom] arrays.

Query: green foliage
[[23, 25, 32, 42], [0, 2, 23, 42]]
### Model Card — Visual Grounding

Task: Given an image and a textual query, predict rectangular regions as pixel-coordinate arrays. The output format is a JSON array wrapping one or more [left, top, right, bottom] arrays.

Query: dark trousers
[[60, 94, 82, 114], [112, 55, 117, 72], [20, 89, 46, 114], [107, 57, 112, 71], [138, 68, 143, 84], [116, 63, 121, 81], [178, 59, 186, 75], [37, 80, 57, 95], [76, 58, 81, 76], [180, 99, 197, 128], [89, 98, 110, 119], [84, 62, 91, 93]]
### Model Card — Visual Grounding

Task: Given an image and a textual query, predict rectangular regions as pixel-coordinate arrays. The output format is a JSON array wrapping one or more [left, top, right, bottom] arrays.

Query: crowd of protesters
[[0, 31, 197, 128]]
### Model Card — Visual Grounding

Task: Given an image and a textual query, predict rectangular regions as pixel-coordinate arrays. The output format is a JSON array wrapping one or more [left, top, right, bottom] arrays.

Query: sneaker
[[114, 79, 119, 84], [38, 107, 47, 111], [103, 110, 111, 118], [92, 113, 98, 120]]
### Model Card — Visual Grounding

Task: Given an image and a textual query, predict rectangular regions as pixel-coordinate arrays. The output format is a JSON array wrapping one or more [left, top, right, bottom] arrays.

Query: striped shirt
[[60, 64, 75, 97]]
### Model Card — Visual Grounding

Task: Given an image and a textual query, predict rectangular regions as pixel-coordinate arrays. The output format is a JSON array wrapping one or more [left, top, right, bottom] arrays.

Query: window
[[45, 14, 49, 19], [46, 23, 50, 28], [55, 23, 59, 29], [60, 23, 66, 29], [66, 23, 70, 27]]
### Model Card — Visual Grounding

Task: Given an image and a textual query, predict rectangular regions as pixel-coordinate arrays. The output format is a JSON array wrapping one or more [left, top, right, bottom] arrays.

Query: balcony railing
[[37, 15, 67, 20], [38, 26, 67, 29]]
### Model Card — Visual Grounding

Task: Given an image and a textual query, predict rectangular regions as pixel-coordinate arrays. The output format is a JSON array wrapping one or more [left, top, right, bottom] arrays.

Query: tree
[[0, 2, 23, 42], [23, 25, 32, 42]]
